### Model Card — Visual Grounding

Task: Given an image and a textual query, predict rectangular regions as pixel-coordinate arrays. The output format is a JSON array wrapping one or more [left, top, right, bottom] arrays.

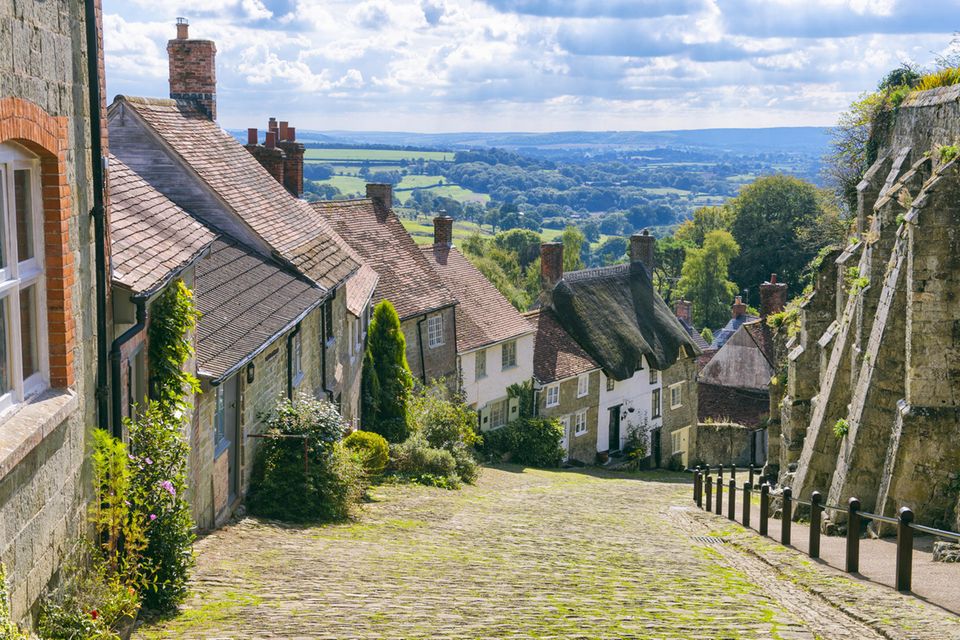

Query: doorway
[[608, 405, 622, 452], [218, 374, 240, 503]]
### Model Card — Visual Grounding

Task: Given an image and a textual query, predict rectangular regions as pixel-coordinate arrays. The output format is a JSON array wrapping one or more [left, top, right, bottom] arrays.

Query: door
[[608, 405, 621, 452], [651, 427, 662, 467], [223, 374, 240, 503]]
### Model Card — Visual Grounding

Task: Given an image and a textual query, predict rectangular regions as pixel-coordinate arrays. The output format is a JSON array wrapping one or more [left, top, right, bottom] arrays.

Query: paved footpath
[[135, 467, 960, 639]]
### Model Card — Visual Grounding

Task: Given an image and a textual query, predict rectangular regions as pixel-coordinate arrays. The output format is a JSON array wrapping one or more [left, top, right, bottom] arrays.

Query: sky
[[101, 0, 960, 133]]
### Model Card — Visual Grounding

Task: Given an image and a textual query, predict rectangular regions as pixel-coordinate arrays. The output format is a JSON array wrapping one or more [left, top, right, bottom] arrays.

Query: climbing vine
[[148, 279, 201, 414]]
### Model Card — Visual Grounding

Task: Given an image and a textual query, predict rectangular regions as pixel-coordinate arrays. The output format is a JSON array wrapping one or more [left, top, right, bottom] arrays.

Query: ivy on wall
[[148, 279, 201, 413]]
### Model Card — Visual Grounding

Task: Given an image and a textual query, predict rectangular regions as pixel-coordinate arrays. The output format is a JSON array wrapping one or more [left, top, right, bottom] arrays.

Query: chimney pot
[[630, 229, 656, 275], [540, 242, 564, 291], [675, 299, 692, 325], [731, 295, 747, 319], [770, 273, 777, 284], [760, 275, 788, 318], [366, 183, 393, 207], [433, 215, 454, 248], [176, 17, 189, 39], [247, 128, 258, 146], [168, 19, 217, 119], [279, 121, 289, 142], [287, 126, 296, 142], [265, 131, 276, 149]]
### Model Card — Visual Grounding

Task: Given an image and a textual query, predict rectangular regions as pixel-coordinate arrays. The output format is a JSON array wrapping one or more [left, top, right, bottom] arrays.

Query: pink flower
[[150, 514, 157, 521], [160, 480, 176, 496], [145, 457, 153, 465]]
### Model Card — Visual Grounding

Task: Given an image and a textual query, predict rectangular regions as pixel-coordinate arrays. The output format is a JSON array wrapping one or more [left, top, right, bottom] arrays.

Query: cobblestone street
[[135, 467, 960, 639]]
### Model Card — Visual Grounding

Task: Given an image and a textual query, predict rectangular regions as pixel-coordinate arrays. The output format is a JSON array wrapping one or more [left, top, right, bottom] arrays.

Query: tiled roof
[[116, 96, 360, 290], [346, 264, 379, 317], [196, 239, 325, 381], [421, 246, 534, 353], [743, 319, 776, 367], [311, 199, 457, 319], [711, 313, 758, 350], [678, 317, 711, 351], [108, 155, 215, 296], [524, 309, 599, 383]]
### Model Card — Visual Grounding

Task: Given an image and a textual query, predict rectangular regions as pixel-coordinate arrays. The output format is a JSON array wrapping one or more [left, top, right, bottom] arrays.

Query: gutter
[[109, 300, 146, 438], [286, 323, 301, 400], [85, 0, 110, 430]]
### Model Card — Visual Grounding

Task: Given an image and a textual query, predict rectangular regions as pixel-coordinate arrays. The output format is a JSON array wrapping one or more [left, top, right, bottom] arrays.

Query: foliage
[[407, 383, 481, 484], [127, 403, 195, 612], [677, 230, 740, 329], [0, 564, 29, 640], [248, 395, 364, 524], [766, 300, 802, 338], [939, 144, 960, 163], [917, 66, 960, 91], [674, 205, 734, 247], [38, 555, 139, 640], [844, 266, 869, 295], [595, 236, 628, 266], [493, 229, 542, 269], [652, 235, 688, 303], [699, 327, 714, 345], [561, 226, 586, 272], [464, 249, 532, 311], [479, 418, 564, 468], [833, 418, 850, 439], [622, 422, 650, 471], [90, 429, 147, 589], [361, 301, 414, 443], [148, 280, 201, 416], [388, 434, 461, 489], [343, 430, 390, 477]]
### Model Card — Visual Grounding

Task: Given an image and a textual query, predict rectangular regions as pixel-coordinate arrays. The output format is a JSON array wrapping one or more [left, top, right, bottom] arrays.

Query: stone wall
[[689, 423, 754, 467], [538, 371, 601, 464], [663, 356, 699, 463], [401, 307, 458, 387]]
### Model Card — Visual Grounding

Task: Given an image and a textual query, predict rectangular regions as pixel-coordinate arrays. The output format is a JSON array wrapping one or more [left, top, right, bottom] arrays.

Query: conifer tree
[[361, 301, 413, 442]]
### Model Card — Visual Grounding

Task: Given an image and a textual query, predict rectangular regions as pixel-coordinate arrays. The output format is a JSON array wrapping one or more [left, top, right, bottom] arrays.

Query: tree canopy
[[677, 230, 740, 329], [361, 301, 414, 442]]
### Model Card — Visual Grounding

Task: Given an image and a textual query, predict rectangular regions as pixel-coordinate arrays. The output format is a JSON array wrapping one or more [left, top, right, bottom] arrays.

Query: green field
[[400, 217, 616, 248], [305, 148, 454, 162]]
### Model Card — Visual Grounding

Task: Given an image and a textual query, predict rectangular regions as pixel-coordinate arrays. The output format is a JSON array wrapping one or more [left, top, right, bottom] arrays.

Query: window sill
[[214, 438, 231, 459], [292, 372, 305, 388], [0, 389, 78, 482], [545, 403, 559, 409], [575, 431, 587, 438], [501, 364, 518, 371]]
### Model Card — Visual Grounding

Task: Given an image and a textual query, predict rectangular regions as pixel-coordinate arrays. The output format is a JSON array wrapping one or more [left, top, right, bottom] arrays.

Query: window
[[577, 373, 589, 398], [427, 314, 444, 348], [649, 368, 659, 384], [501, 340, 517, 369], [354, 316, 362, 354], [545, 384, 560, 408], [322, 296, 335, 345], [291, 331, 303, 386], [475, 349, 487, 379], [0, 144, 47, 413], [670, 383, 683, 409], [214, 384, 225, 446], [651, 388, 662, 419], [490, 398, 508, 428], [574, 409, 588, 436], [606, 376, 615, 392]]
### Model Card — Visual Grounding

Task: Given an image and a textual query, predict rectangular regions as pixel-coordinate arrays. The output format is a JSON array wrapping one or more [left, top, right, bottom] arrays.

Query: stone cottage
[[0, 0, 113, 623]]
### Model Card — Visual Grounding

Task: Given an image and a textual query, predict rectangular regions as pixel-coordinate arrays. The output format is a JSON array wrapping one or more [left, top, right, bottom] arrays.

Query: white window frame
[[490, 398, 508, 429], [574, 409, 588, 436], [651, 387, 662, 419], [0, 143, 48, 416], [475, 349, 487, 379], [670, 382, 683, 409], [649, 368, 659, 384], [545, 384, 560, 408], [576, 373, 589, 398], [501, 340, 517, 369], [427, 314, 444, 348], [291, 331, 304, 387]]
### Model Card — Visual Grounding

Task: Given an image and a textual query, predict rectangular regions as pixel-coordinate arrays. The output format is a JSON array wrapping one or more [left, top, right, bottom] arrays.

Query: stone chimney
[[276, 121, 304, 197], [674, 299, 692, 325], [731, 295, 747, 319], [540, 242, 564, 291], [167, 18, 217, 120], [366, 183, 393, 208], [630, 230, 655, 275], [759, 273, 788, 318], [245, 127, 285, 186], [433, 215, 453, 248]]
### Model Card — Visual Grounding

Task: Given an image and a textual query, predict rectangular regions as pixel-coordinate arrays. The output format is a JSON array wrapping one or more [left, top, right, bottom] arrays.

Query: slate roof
[[678, 317, 711, 351], [710, 312, 758, 350], [545, 263, 701, 380], [523, 309, 599, 383], [743, 319, 776, 367], [115, 96, 360, 290], [196, 239, 326, 382], [346, 264, 379, 317], [311, 199, 457, 320], [108, 155, 215, 297], [421, 246, 534, 353]]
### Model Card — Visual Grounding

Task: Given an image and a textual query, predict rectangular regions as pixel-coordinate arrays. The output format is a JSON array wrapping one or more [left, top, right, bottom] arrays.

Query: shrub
[[481, 418, 564, 468], [388, 434, 460, 488], [0, 564, 28, 640], [361, 301, 414, 443], [38, 556, 139, 640], [343, 430, 390, 477], [127, 403, 195, 613], [939, 144, 960, 163], [248, 395, 364, 523], [408, 383, 481, 484], [833, 418, 850, 439], [917, 66, 960, 91]]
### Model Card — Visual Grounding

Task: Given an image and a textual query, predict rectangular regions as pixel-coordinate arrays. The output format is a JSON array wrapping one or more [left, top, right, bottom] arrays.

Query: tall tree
[[677, 230, 740, 329], [493, 228, 542, 269], [361, 301, 413, 443], [674, 205, 734, 247], [561, 225, 586, 272]]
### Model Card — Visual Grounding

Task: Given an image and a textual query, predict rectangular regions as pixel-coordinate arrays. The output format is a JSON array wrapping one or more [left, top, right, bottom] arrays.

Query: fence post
[[846, 497, 861, 574], [715, 474, 724, 515], [748, 464, 755, 487], [728, 478, 736, 520], [742, 482, 752, 528], [759, 483, 769, 536], [705, 475, 713, 512], [896, 507, 914, 592], [718, 465, 723, 485], [809, 491, 823, 559], [694, 468, 702, 506], [781, 487, 792, 545], [730, 464, 736, 481]]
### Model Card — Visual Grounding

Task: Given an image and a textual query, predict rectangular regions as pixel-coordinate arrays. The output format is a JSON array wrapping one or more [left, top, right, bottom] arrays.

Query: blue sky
[[102, 0, 960, 132]]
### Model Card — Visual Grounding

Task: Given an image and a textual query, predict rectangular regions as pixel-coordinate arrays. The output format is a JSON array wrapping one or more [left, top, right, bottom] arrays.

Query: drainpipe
[[109, 299, 146, 438], [85, 0, 111, 430], [416, 315, 428, 385], [286, 323, 301, 400], [319, 297, 334, 400]]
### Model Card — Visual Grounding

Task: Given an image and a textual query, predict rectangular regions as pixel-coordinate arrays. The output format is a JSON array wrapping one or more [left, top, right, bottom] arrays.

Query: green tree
[[493, 228, 541, 269], [674, 205, 734, 247], [361, 301, 414, 442], [728, 176, 825, 303], [677, 230, 740, 329], [561, 225, 586, 272], [653, 235, 688, 304], [595, 236, 628, 266]]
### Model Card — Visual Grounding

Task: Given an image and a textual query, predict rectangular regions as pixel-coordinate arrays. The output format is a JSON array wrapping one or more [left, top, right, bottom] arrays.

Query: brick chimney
[[245, 128, 285, 186], [540, 242, 564, 291], [167, 18, 217, 120], [731, 295, 747, 319], [276, 122, 304, 197], [433, 215, 453, 248], [674, 299, 692, 325], [366, 183, 393, 208], [630, 230, 655, 275], [759, 273, 788, 318]]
